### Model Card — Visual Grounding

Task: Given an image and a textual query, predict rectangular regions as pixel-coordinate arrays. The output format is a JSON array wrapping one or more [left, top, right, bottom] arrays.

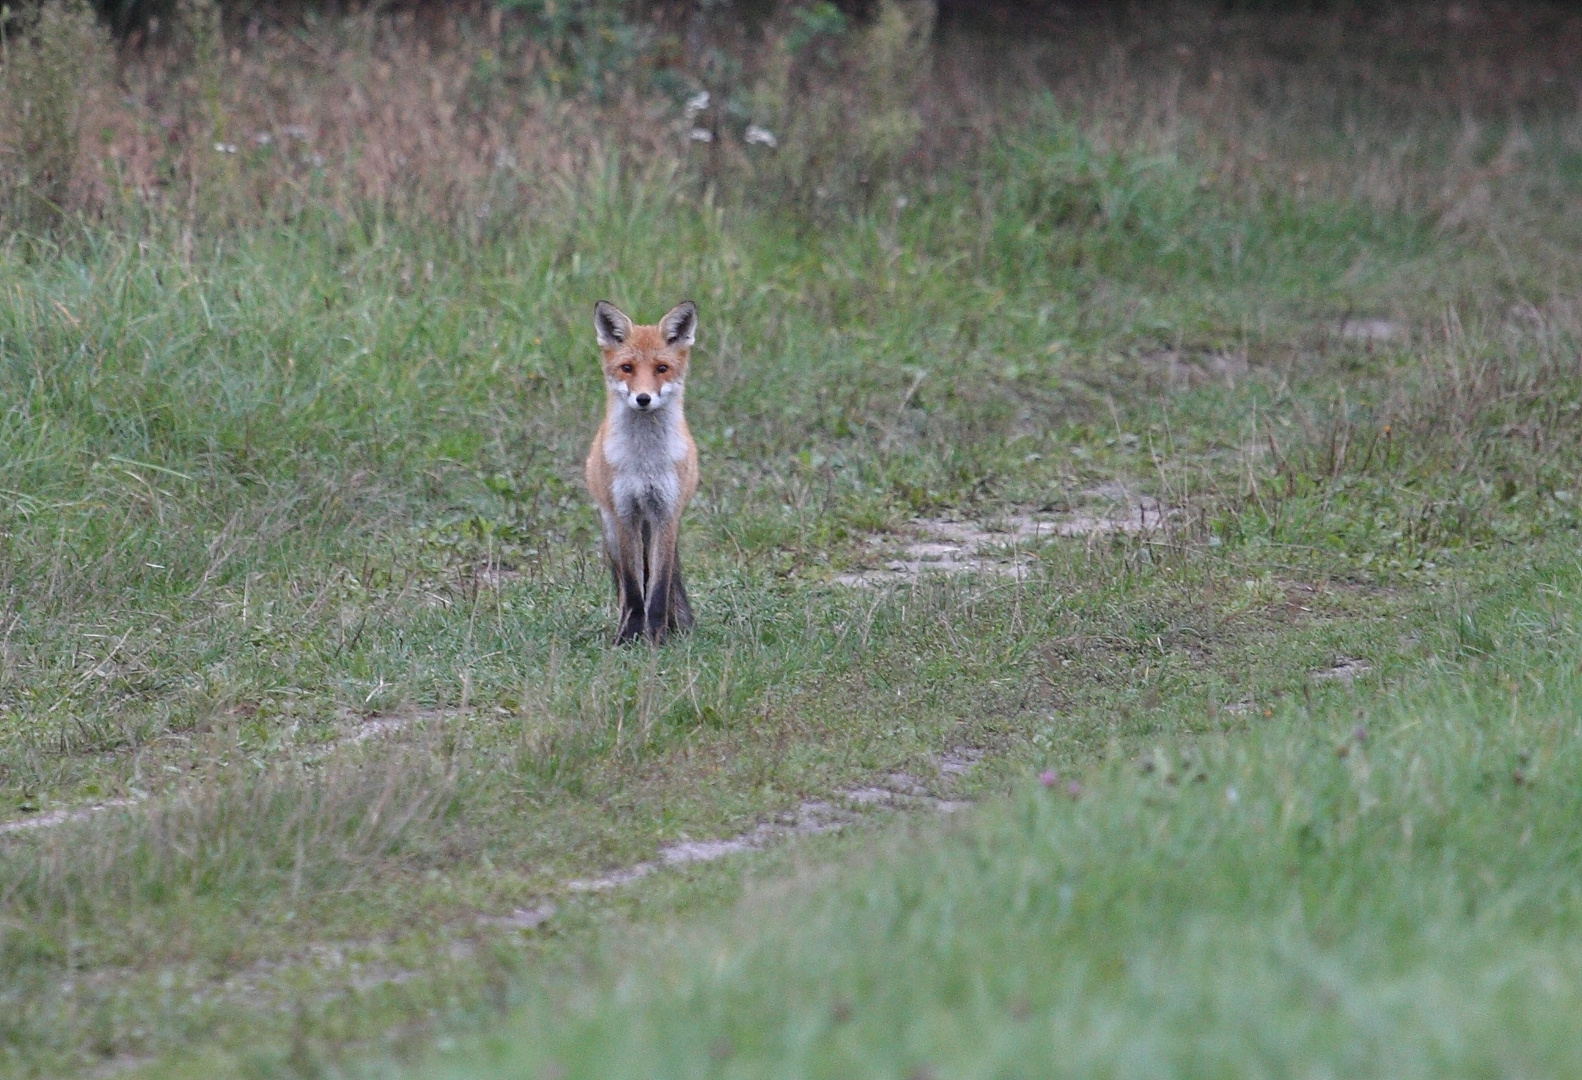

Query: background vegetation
[[1, 0, 1580, 1076]]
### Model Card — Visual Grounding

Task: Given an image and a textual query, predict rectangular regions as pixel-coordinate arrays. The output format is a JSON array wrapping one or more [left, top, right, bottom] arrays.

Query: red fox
[[584, 300, 700, 643]]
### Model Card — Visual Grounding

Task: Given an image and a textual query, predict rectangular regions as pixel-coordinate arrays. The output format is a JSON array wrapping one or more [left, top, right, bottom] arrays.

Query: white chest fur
[[603, 398, 688, 521]]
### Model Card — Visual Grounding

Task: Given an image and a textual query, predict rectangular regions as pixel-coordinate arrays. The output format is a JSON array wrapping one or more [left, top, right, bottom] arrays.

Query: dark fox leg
[[642, 518, 676, 642], [667, 540, 694, 633], [616, 567, 645, 644], [606, 548, 623, 602], [612, 516, 647, 644]]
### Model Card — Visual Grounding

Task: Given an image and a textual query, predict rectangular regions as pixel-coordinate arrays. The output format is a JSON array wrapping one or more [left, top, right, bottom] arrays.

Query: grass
[[0, 2, 1580, 1076], [438, 553, 1582, 1080]]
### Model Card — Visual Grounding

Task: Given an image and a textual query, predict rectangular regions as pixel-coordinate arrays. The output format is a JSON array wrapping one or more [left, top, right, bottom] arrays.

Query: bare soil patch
[[835, 491, 1169, 587], [1311, 657, 1374, 682]]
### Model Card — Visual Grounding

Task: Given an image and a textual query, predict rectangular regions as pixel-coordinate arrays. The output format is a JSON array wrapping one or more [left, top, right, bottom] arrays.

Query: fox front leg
[[664, 535, 693, 634], [611, 515, 648, 645], [642, 517, 686, 641]]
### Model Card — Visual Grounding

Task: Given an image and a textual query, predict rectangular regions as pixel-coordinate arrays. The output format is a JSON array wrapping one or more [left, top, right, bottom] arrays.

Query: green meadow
[[1, 1, 1581, 1076], [439, 560, 1582, 1080]]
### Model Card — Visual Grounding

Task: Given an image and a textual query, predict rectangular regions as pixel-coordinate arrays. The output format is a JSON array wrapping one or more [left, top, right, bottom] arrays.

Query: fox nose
[[635, 393, 652, 408]]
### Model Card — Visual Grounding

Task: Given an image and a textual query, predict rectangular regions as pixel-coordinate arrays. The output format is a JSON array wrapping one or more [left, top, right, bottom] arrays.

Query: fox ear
[[594, 301, 632, 348], [660, 300, 697, 348]]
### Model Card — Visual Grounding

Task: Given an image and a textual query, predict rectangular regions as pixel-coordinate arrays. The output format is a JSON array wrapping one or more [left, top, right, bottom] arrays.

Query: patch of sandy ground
[[834, 486, 1169, 587]]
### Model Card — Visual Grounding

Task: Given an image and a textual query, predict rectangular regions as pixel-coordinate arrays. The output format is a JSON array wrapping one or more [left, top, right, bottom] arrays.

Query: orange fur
[[584, 300, 700, 643]]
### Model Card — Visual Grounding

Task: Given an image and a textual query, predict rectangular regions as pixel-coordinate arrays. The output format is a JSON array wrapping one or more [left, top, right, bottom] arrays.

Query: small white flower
[[744, 124, 777, 148], [684, 90, 710, 118], [688, 127, 714, 143]]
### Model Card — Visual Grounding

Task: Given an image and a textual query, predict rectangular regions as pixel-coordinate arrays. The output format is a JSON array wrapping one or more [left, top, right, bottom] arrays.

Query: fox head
[[593, 300, 696, 413]]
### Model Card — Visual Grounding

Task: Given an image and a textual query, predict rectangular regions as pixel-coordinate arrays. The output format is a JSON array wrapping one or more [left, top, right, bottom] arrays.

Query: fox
[[584, 299, 700, 644]]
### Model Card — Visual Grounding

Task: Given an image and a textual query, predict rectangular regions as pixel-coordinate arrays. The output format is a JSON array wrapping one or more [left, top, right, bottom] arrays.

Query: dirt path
[[2, 707, 986, 943]]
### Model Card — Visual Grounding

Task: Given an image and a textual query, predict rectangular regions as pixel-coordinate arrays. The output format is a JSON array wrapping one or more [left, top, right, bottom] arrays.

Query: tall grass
[[4, 1, 1578, 248], [1, 0, 950, 237]]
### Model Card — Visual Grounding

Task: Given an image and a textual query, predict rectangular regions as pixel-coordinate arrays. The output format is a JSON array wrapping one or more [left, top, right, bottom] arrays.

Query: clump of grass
[[0, 0, 112, 233], [500, 0, 650, 99], [0, 731, 461, 973], [171, 0, 232, 227], [1209, 307, 1582, 573], [728, 0, 936, 213]]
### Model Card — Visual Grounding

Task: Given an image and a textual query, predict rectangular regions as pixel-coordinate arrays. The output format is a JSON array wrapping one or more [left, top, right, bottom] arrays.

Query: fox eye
[[655, 364, 668, 374], [619, 364, 633, 373]]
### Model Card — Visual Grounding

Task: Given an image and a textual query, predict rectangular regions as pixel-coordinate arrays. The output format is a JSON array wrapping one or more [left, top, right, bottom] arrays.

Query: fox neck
[[603, 383, 688, 523]]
